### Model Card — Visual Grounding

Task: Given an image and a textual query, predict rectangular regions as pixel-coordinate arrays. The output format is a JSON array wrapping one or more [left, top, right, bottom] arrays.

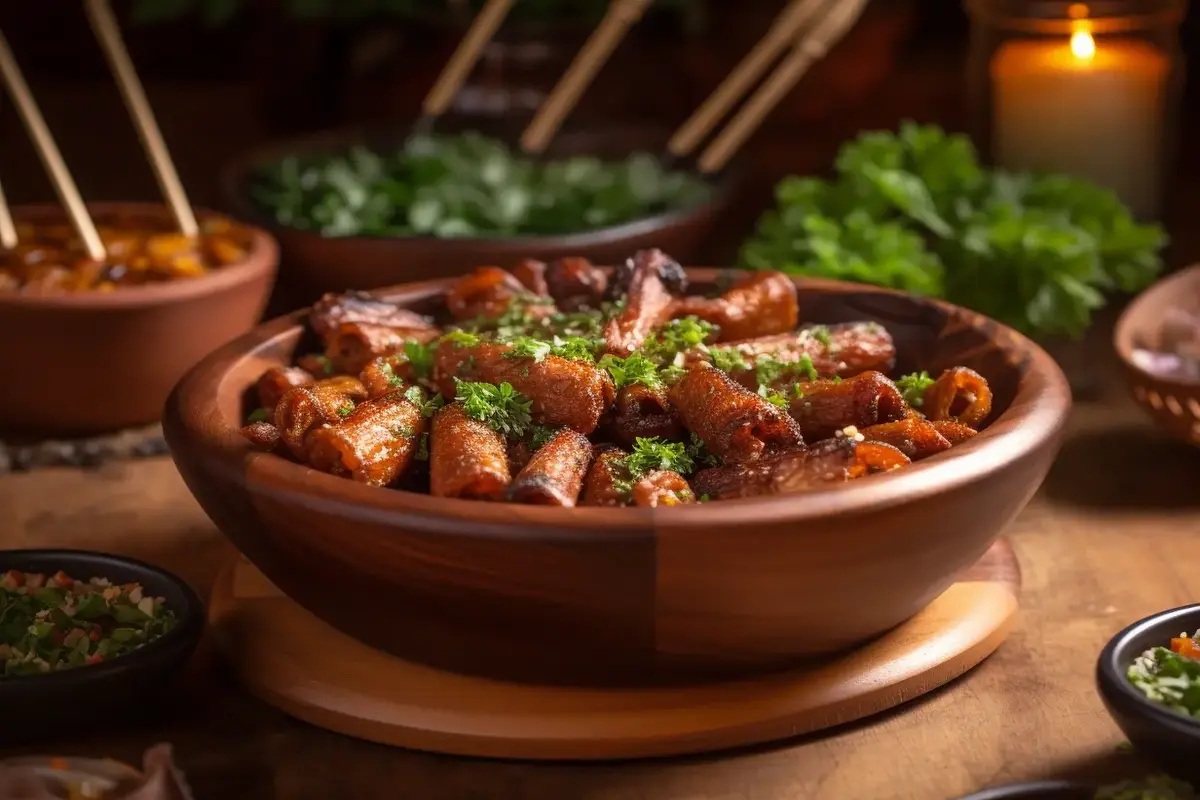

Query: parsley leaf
[[337, 402, 355, 418], [441, 330, 482, 348], [246, 407, 271, 423], [685, 431, 722, 468], [740, 122, 1167, 339], [501, 335, 598, 363], [643, 317, 717, 365], [625, 437, 694, 477], [755, 354, 818, 386], [598, 352, 662, 389], [528, 424, 559, 451], [403, 340, 435, 379], [503, 336, 553, 362], [708, 346, 750, 374], [895, 371, 936, 408], [414, 433, 430, 461], [455, 381, 533, 437], [757, 384, 788, 408], [403, 385, 446, 418]]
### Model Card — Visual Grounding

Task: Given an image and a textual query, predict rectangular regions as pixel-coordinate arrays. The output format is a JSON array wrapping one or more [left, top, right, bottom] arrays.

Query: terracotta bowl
[[218, 122, 736, 303], [164, 270, 1070, 687], [1114, 264, 1200, 445], [0, 203, 278, 437]]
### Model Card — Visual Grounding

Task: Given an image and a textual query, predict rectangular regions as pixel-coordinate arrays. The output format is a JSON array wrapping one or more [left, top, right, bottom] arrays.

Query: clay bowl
[[0, 549, 205, 741], [1097, 604, 1200, 780], [0, 203, 278, 437], [164, 270, 1070, 687], [219, 121, 736, 303], [1114, 264, 1200, 446]]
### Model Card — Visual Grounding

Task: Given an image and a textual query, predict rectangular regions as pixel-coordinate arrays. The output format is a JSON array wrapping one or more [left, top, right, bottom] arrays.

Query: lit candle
[[990, 22, 1169, 220]]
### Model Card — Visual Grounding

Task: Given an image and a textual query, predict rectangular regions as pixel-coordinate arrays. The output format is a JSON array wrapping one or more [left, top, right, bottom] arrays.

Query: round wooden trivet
[[208, 538, 1019, 761], [0, 424, 167, 474]]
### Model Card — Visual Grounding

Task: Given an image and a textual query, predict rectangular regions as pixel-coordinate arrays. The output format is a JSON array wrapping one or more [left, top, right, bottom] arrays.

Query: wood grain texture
[[163, 270, 1071, 687], [206, 539, 1018, 760]]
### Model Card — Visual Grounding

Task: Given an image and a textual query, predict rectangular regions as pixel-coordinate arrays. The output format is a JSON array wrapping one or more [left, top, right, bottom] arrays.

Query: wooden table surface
[[1, 316, 1198, 800]]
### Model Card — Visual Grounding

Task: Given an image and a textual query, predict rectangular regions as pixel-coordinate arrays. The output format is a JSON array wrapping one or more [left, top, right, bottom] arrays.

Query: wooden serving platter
[[208, 539, 1019, 761]]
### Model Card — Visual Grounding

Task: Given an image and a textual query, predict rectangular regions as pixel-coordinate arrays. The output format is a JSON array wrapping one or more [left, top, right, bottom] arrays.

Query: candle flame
[[1070, 29, 1096, 61]]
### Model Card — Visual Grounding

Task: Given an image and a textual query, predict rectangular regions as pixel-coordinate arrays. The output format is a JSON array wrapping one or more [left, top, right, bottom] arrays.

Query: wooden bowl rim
[[217, 122, 739, 249], [166, 270, 1071, 535], [0, 202, 279, 310], [1113, 263, 1200, 386]]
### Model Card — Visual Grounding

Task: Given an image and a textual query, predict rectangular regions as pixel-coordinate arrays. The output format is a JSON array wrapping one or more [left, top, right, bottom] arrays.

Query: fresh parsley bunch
[[739, 123, 1168, 339]]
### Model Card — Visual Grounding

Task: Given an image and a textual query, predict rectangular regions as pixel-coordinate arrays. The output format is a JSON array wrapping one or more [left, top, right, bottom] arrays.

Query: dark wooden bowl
[[0, 549, 205, 742], [0, 203, 278, 437], [218, 122, 736, 303], [163, 270, 1070, 687], [1097, 604, 1200, 780], [1114, 264, 1200, 446]]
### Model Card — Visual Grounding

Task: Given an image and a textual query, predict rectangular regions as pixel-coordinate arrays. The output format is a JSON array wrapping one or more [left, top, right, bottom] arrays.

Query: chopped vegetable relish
[[0, 570, 177, 677], [1126, 629, 1200, 719]]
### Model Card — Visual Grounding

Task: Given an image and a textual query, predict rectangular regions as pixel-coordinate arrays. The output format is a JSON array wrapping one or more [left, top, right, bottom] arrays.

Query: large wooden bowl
[[164, 271, 1070, 687], [218, 122, 736, 303], [0, 203, 278, 437]]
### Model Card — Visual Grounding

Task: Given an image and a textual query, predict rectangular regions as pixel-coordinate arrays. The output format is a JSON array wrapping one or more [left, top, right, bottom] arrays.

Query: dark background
[[0, 0, 1196, 262]]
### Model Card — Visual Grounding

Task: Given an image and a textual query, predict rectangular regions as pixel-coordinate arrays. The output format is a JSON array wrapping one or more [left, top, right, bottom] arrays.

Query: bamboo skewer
[[0, 177, 17, 251], [419, 0, 517, 133], [696, 0, 870, 175], [667, 0, 830, 160], [0, 30, 106, 261], [85, 0, 198, 238], [520, 0, 653, 154]]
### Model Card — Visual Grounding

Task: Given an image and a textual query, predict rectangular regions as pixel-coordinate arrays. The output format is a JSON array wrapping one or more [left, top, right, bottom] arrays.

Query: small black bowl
[[955, 781, 1092, 800], [0, 549, 204, 740], [1097, 603, 1200, 779]]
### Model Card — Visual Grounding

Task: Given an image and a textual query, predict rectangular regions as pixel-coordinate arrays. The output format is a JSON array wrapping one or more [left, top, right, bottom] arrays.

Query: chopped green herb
[[757, 384, 789, 408], [644, 317, 717, 365], [380, 361, 406, 387], [625, 437, 695, 478], [246, 407, 271, 423], [337, 402, 355, 418], [698, 493, 712, 503], [598, 352, 662, 390], [414, 432, 430, 462], [403, 340, 435, 379], [686, 431, 722, 468], [754, 354, 817, 387], [391, 424, 415, 439], [0, 570, 177, 677], [896, 371, 935, 408], [1094, 774, 1198, 799], [456, 381, 533, 437], [503, 336, 554, 362], [708, 346, 750, 374], [1127, 632, 1200, 720], [809, 325, 833, 347], [442, 330, 482, 348], [502, 335, 598, 363], [404, 385, 445, 418], [529, 424, 559, 451], [305, 354, 334, 375]]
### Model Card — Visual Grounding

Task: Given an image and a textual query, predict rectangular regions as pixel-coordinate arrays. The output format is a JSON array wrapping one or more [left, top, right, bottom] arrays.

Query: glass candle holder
[[965, 0, 1187, 221]]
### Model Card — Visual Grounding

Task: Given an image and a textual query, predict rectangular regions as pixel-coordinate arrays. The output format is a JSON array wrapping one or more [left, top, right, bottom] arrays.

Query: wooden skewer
[[667, 0, 830, 159], [85, 0, 197, 238], [696, 0, 869, 175], [421, 0, 517, 123], [0, 176, 17, 250], [0, 30, 106, 261], [520, 0, 653, 154]]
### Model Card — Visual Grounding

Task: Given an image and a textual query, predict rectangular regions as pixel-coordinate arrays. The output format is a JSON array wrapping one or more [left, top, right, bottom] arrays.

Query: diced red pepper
[[50, 570, 74, 588], [3, 570, 24, 587], [85, 654, 104, 665], [1170, 636, 1200, 660]]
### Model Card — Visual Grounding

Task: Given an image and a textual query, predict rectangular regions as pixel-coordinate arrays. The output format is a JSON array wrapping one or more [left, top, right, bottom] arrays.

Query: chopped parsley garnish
[[1127, 631, 1200, 720], [456, 381, 533, 437], [685, 431, 722, 468], [754, 354, 818, 386], [304, 354, 334, 375], [403, 385, 445, 418], [502, 335, 598, 363], [442, 330, 482, 348], [246, 407, 271, 423], [808, 325, 833, 347], [529, 424, 559, 451], [337, 402, 355, 418], [708, 346, 750, 374], [896, 371, 935, 407], [414, 432, 430, 461], [624, 437, 695, 478], [598, 351, 662, 390], [380, 361, 406, 387], [698, 494, 712, 503], [403, 340, 435, 379], [757, 385, 788, 408], [643, 317, 716, 365]]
